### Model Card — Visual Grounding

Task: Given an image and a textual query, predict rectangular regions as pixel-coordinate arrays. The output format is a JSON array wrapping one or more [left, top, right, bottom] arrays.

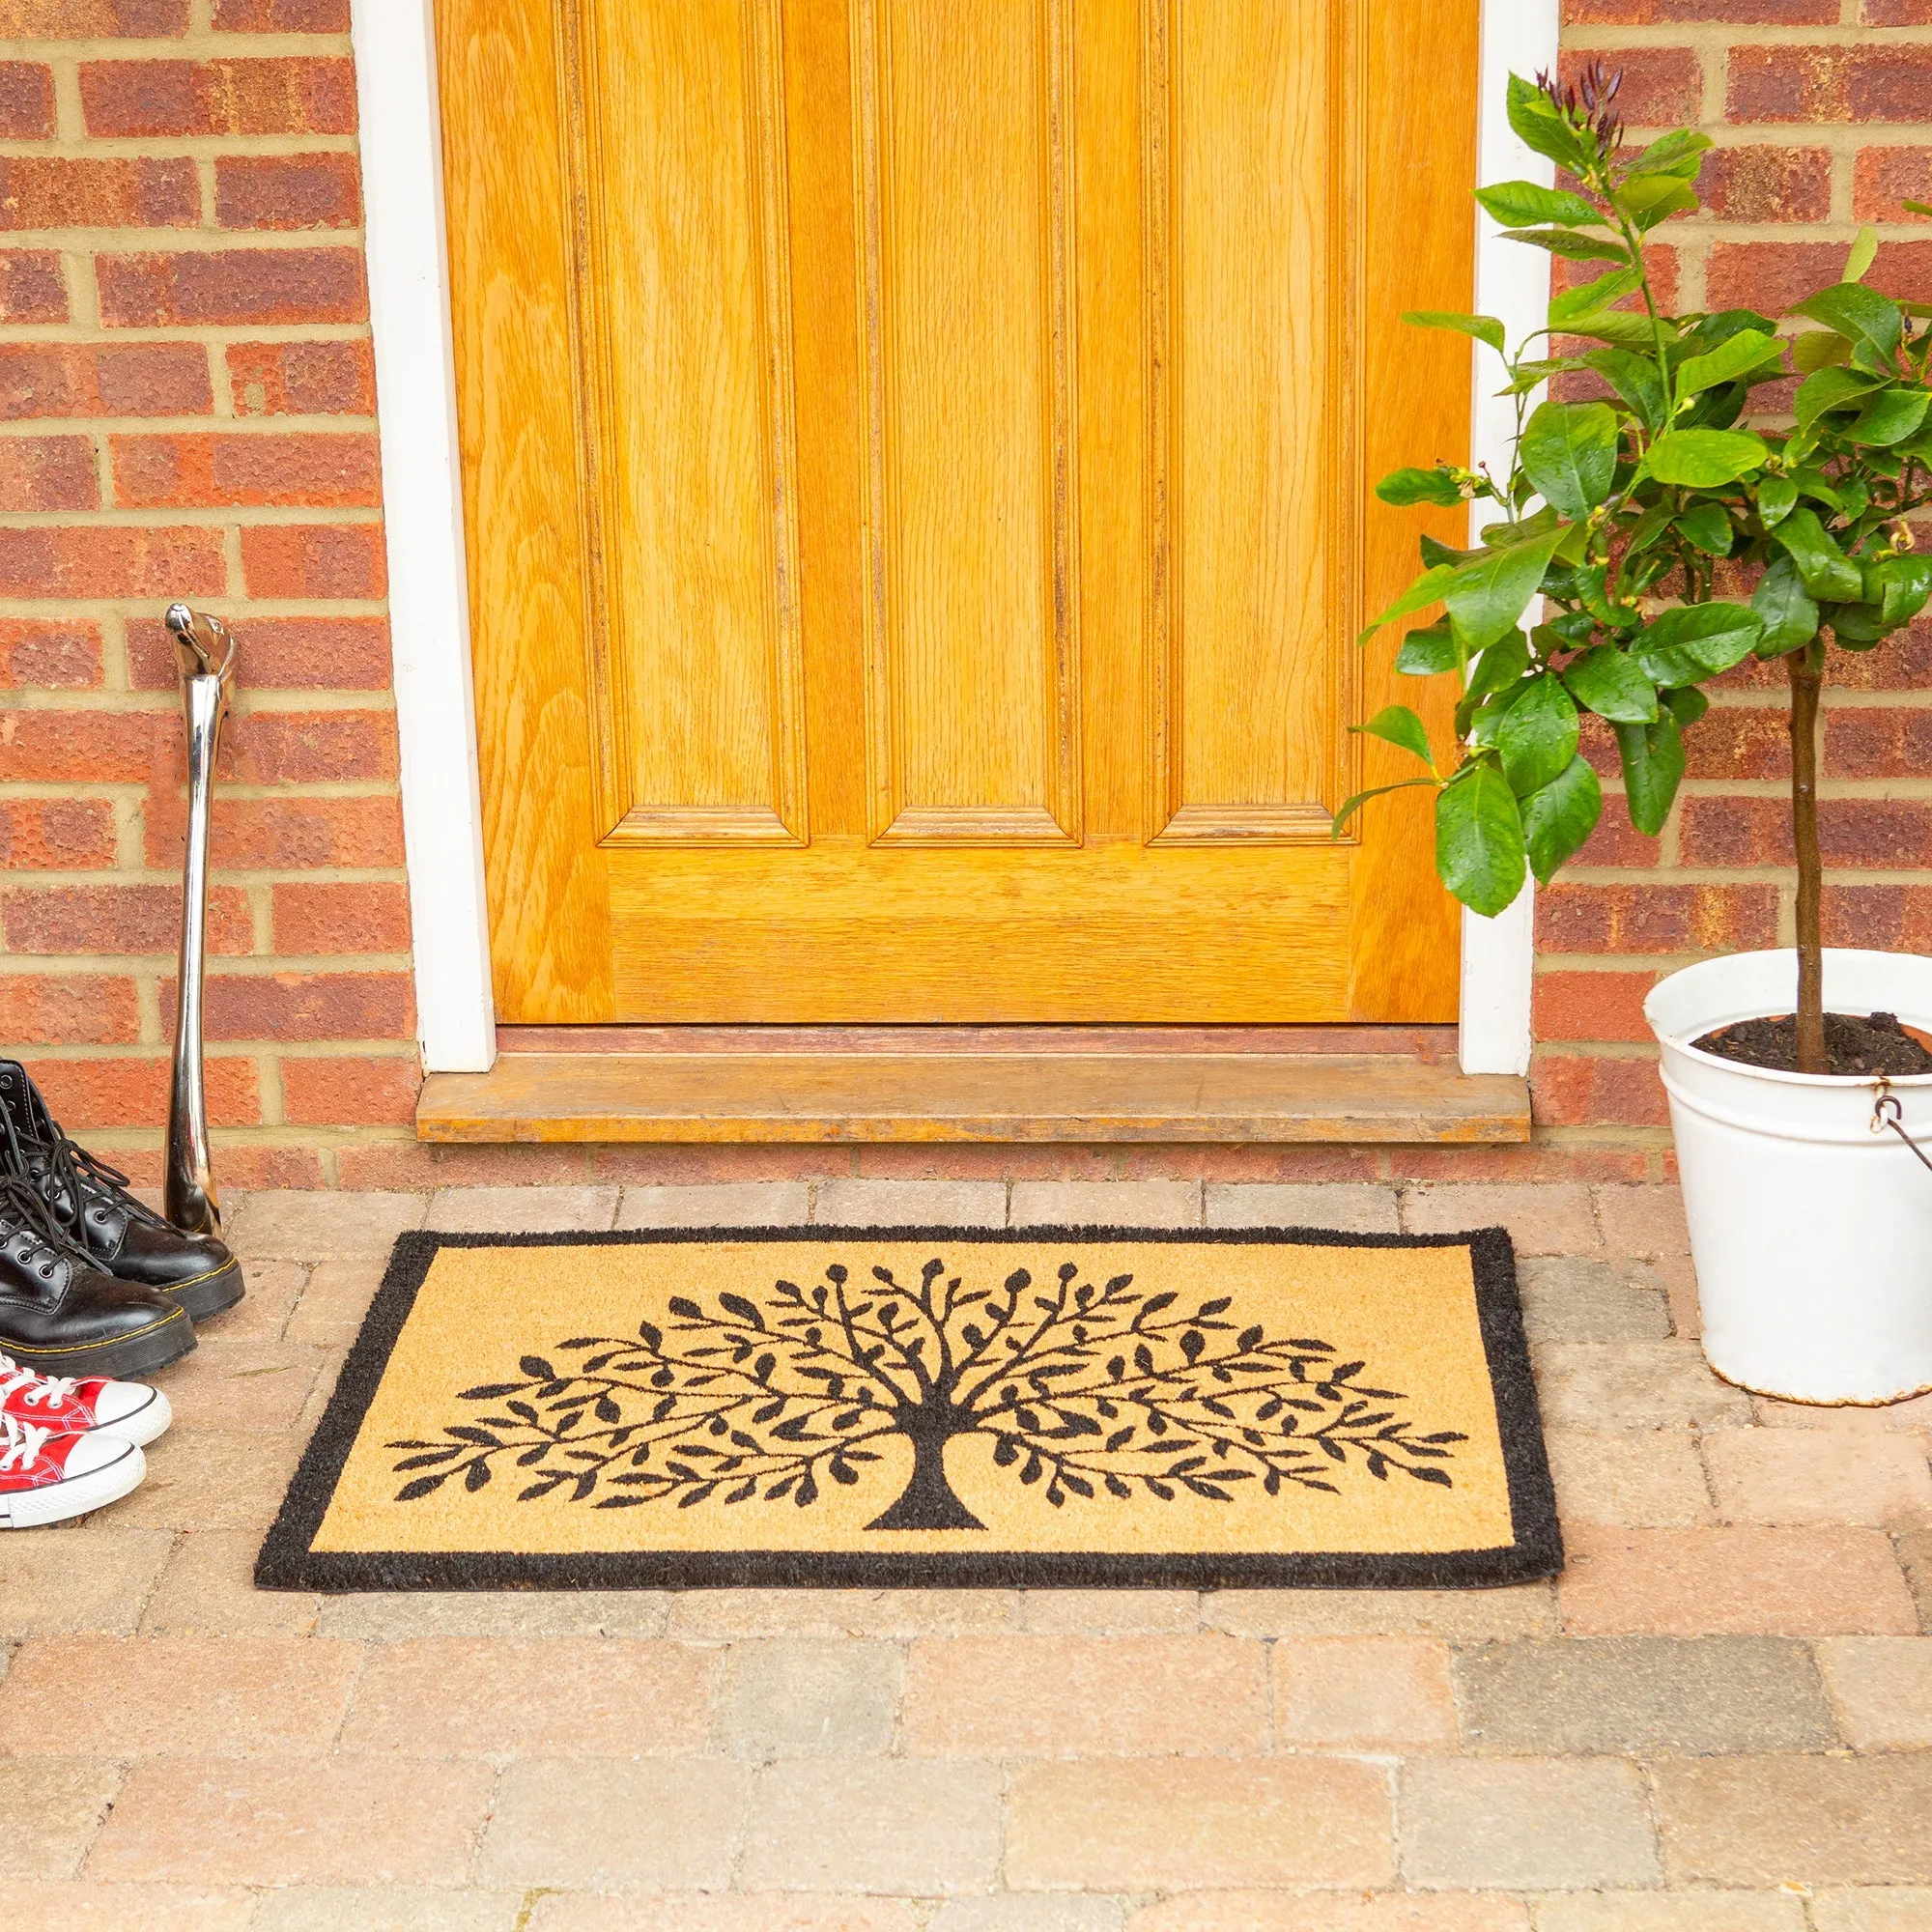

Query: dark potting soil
[[1692, 1009, 1932, 1077]]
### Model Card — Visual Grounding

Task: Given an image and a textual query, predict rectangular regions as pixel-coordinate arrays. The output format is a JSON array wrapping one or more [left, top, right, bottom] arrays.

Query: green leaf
[[1826, 601, 1888, 646], [1583, 348, 1667, 429], [1403, 310, 1508, 355], [1626, 128, 1712, 179], [1906, 199, 1932, 217], [1874, 554, 1932, 630], [1395, 617, 1462, 676], [1331, 777, 1438, 838], [1643, 427, 1769, 487], [1788, 282, 1904, 364], [1662, 685, 1709, 729], [1639, 602, 1765, 678], [1792, 329, 1853, 376], [1378, 466, 1466, 507], [1560, 308, 1666, 349], [1548, 267, 1642, 327], [1795, 363, 1884, 434], [1845, 224, 1880, 285], [1615, 715, 1687, 837], [1520, 400, 1620, 517], [1506, 72, 1589, 173], [1504, 227, 1630, 263], [1464, 630, 1533, 708], [1475, 180, 1603, 228], [1675, 328, 1779, 402], [1521, 753, 1604, 885], [1675, 502, 1735, 557], [1751, 552, 1820, 657], [1771, 506, 1864, 603], [1562, 645, 1658, 723], [1497, 670, 1580, 798], [1358, 565, 1455, 645], [1419, 532, 1475, 569], [1436, 762, 1527, 917], [1625, 178, 1700, 229], [1352, 704, 1435, 767], [1791, 467, 1845, 515], [1757, 474, 1799, 527], [1848, 386, 1932, 447], [1444, 528, 1568, 653]]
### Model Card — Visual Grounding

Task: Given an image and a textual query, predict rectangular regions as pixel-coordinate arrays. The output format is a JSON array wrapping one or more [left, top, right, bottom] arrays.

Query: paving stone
[[341, 1636, 716, 1756], [315, 1588, 670, 1639], [1702, 1429, 1932, 1525], [140, 1529, 319, 1636], [1900, 1529, 1932, 1634], [1650, 1252, 1701, 1339], [1754, 1389, 1932, 1432], [1558, 1525, 1918, 1636], [0, 1527, 173, 1639], [615, 1181, 814, 1228], [1400, 1184, 1598, 1256], [811, 1179, 1008, 1227], [930, 1900, 1128, 1932], [1205, 1584, 1556, 1641], [1125, 1897, 1530, 1932], [1205, 1183, 1402, 1234], [1398, 1757, 1660, 1891], [0, 1883, 255, 1932], [89, 1755, 496, 1886], [156, 1335, 333, 1432], [666, 1587, 1018, 1638], [1813, 1891, 1932, 1931], [1009, 1179, 1202, 1228], [1819, 1636, 1932, 1747], [114, 1428, 302, 1532], [741, 1758, 1003, 1894], [1018, 1588, 1202, 1634], [0, 1634, 359, 1758], [528, 1898, 921, 1932], [1544, 1431, 1714, 1527], [715, 1637, 904, 1757], [251, 1888, 526, 1932], [1533, 1343, 1752, 1430], [1593, 1184, 1691, 1257], [214, 1256, 307, 1341], [1534, 1896, 1806, 1932], [226, 1190, 426, 1261], [425, 1184, 619, 1232], [1270, 1635, 1458, 1750], [1514, 1257, 1672, 1344], [1656, 1753, 1932, 1884], [1452, 1636, 1833, 1754], [1004, 1758, 1394, 1889], [900, 1634, 1268, 1758], [477, 1758, 749, 1889], [0, 1757, 124, 1879], [285, 1258, 387, 1347]]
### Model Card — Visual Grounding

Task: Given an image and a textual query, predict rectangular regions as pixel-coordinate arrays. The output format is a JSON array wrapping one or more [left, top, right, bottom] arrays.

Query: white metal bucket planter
[[1647, 948, 1932, 1406]]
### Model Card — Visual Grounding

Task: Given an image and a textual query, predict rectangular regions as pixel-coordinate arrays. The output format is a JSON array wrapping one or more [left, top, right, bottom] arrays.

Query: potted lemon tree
[[1351, 66, 1932, 1403]]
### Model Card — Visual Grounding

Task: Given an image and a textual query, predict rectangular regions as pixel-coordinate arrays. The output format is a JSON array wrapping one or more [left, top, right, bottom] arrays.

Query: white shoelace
[[0, 1352, 76, 1410], [0, 1411, 50, 1472]]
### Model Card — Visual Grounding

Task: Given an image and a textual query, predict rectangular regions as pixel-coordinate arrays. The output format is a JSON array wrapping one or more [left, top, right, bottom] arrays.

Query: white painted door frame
[[354, 0, 1557, 1077]]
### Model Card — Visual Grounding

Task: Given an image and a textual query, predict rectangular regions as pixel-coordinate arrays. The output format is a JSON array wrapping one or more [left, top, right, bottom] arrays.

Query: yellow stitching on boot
[[7, 1310, 186, 1353]]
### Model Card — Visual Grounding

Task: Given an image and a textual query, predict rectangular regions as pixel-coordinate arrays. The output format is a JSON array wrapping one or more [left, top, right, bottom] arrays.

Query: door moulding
[[364, 0, 1548, 1078]]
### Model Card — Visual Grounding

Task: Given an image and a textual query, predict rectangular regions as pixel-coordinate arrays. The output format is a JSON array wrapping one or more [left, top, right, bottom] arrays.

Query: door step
[[416, 1029, 1530, 1145]]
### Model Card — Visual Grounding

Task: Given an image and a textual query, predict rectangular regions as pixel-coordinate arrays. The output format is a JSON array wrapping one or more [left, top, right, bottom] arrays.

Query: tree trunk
[[866, 1427, 985, 1531], [1789, 646, 1827, 1075]]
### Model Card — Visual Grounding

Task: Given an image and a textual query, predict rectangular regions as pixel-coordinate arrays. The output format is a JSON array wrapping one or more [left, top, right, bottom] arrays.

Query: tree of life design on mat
[[386, 1256, 1469, 1530]]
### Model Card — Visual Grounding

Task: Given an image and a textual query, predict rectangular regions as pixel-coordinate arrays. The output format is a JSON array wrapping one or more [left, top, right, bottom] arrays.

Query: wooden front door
[[438, 0, 1477, 1025]]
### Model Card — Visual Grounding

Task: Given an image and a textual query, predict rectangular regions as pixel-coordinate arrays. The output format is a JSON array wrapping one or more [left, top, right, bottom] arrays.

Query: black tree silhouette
[[388, 1255, 1466, 1529]]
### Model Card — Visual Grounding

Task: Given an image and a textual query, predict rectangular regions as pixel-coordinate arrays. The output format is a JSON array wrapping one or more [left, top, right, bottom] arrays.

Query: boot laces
[[0, 1352, 76, 1409], [7, 1076, 141, 1231], [0, 1172, 94, 1276], [0, 1411, 51, 1472]]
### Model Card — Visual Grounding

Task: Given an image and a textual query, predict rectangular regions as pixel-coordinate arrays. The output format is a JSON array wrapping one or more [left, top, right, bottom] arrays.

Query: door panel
[[440, 0, 1479, 1024]]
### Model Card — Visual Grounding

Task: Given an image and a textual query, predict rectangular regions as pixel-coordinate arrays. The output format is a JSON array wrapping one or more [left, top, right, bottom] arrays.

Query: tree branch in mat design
[[386, 1255, 1467, 1530]]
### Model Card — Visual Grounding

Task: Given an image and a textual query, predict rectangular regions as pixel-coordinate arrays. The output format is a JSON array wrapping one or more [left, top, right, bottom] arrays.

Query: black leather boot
[[0, 1174, 193, 1377], [0, 1063, 245, 1323]]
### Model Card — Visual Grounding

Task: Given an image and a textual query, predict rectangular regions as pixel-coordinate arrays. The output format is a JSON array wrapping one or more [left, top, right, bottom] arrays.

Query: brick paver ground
[[5, 1179, 1930, 1930]]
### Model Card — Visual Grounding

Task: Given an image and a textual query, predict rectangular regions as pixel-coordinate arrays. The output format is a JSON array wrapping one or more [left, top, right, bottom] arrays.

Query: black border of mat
[[255, 1224, 1562, 1592]]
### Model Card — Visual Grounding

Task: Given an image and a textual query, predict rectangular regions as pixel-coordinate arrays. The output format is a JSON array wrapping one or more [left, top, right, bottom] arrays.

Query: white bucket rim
[[1644, 948, 1932, 1092]]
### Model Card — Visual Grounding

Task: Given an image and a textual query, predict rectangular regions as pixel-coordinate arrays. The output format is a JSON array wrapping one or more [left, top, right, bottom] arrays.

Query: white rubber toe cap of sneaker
[[90, 1380, 171, 1447]]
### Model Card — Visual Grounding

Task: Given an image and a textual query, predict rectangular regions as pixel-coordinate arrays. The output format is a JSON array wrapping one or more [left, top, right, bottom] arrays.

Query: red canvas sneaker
[[0, 1411, 145, 1528], [0, 1350, 171, 1448]]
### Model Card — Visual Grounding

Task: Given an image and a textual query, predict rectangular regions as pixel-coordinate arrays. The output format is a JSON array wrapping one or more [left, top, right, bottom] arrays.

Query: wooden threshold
[[417, 1029, 1529, 1145]]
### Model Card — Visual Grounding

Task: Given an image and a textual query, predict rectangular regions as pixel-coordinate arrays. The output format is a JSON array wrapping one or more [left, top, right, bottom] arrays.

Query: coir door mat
[[256, 1226, 1561, 1591]]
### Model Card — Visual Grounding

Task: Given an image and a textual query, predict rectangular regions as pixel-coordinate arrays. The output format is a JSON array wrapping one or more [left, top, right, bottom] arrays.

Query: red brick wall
[[0, 0, 416, 1189], [1538, 1, 1932, 1171], [1, 0, 1925, 1190]]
